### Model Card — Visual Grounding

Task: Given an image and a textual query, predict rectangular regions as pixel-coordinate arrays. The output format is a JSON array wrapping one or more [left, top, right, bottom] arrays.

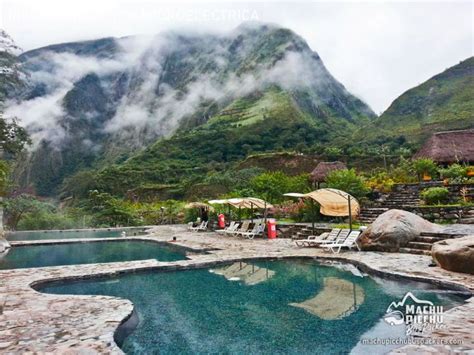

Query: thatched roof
[[310, 161, 347, 182], [414, 129, 474, 163]]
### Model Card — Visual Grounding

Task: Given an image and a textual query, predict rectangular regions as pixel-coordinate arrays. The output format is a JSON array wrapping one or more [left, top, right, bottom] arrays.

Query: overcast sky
[[0, 0, 472, 113]]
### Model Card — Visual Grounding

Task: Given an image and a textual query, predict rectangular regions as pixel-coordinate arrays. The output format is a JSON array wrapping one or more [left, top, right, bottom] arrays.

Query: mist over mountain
[[3, 23, 376, 195]]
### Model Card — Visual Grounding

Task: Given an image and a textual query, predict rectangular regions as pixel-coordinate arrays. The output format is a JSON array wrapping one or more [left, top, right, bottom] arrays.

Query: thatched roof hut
[[310, 161, 347, 183], [414, 129, 474, 164]]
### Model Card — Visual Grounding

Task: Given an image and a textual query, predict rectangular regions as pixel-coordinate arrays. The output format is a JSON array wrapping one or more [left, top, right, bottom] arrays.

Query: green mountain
[[356, 57, 474, 144], [0, 30, 24, 103], [7, 23, 376, 196]]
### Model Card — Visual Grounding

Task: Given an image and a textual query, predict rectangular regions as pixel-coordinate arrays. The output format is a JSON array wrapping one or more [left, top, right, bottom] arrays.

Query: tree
[[0, 160, 9, 196], [249, 172, 310, 204], [3, 194, 53, 230], [326, 169, 369, 199], [60, 170, 98, 200], [0, 115, 30, 157], [324, 147, 343, 160], [88, 190, 138, 226]]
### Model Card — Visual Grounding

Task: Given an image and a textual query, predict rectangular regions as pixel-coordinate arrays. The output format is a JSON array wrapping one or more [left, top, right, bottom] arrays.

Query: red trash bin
[[267, 219, 277, 239], [218, 214, 225, 228]]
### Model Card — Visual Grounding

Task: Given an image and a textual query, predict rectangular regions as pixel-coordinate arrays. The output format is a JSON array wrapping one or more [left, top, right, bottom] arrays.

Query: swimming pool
[[0, 241, 187, 270], [6, 228, 147, 241], [40, 259, 468, 354]]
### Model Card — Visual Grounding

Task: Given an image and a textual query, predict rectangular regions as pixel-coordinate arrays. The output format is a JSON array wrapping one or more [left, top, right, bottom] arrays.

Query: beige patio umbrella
[[208, 199, 233, 221], [209, 198, 273, 223], [284, 188, 359, 231], [289, 277, 365, 320]]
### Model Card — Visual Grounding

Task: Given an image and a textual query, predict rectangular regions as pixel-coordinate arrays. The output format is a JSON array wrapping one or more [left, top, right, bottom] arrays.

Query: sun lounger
[[216, 221, 236, 234], [222, 222, 240, 236], [295, 228, 340, 247], [319, 229, 350, 246], [322, 230, 362, 253], [233, 220, 250, 237], [190, 221, 208, 231], [241, 223, 265, 239]]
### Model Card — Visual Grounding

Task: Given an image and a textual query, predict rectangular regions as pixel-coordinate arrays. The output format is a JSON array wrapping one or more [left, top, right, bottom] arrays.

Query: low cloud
[[6, 27, 340, 150]]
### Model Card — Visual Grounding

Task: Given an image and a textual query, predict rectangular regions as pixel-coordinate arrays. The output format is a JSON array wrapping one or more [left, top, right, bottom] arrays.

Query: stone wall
[[394, 182, 474, 203], [408, 206, 474, 224]]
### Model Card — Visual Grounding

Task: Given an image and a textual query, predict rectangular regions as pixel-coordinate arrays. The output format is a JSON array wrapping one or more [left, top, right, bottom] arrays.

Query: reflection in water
[[210, 262, 275, 285], [40, 260, 468, 355], [290, 277, 365, 320]]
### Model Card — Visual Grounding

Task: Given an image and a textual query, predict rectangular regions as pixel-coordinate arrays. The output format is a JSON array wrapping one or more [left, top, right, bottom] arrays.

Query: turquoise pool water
[[40, 259, 468, 354], [6, 229, 147, 241], [0, 241, 186, 270]]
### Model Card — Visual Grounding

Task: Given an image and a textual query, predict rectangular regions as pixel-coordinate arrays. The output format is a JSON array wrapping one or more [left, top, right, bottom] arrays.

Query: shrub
[[273, 200, 318, 222], [421, 187, 450, 205], [18, 211, 78, 230], [326, 169, 369, 199], [389, 157, 417, 183], [439, 164, 468, 182], [412, 158, 438, 180], [365, 171, 395, 193]]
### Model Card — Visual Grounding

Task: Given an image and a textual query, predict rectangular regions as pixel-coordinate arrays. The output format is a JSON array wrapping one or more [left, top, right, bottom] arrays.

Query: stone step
[[359, 213, 383, 217], [413, 236, 445, 243], [399, 248, 432, 256], [407, 242, 433, 251], [419, 232, 466, 238]]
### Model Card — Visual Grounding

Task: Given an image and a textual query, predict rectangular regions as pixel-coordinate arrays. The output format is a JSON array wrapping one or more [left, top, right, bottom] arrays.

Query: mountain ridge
[[354, 56, 474, 144], [4, 23, 376, 196]]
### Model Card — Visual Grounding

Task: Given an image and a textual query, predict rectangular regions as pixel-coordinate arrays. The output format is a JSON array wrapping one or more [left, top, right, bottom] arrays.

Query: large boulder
[[432, 236, 474, 274], [359, 209, 441, 252]]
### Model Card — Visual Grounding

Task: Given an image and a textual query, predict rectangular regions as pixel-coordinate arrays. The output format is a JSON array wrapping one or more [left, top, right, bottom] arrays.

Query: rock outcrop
[[432, 236, 474, 274], [359, 209, 441, 252]]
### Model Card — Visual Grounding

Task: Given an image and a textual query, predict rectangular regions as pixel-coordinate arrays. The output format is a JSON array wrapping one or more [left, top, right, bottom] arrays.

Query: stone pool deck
[[0, 224, 473, 354]]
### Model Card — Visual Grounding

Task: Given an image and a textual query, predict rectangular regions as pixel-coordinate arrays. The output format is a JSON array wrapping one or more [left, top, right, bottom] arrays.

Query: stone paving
[[0, 225, 473, 354]]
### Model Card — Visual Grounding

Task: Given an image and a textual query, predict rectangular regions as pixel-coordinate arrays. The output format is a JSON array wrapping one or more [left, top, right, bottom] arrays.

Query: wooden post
[[348, 195, 352, 231], [264, 201, 267, 225]]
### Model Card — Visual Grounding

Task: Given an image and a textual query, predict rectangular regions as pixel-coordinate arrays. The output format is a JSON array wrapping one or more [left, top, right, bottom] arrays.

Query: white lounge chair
[[295, 228, 340, 247], [322, 230, 362, 253], [241, 223, 265, 239], [224, 222, 240, 236], [190, 221, 208, 231], [233, 220, 251, 237], [216, 221, 237, 234], [319, 229, 350, 246]]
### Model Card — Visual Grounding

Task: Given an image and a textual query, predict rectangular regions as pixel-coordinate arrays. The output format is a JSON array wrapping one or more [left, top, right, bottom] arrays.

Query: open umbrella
[[284, 188, 359, 231], [208, 198, 273, 223]]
